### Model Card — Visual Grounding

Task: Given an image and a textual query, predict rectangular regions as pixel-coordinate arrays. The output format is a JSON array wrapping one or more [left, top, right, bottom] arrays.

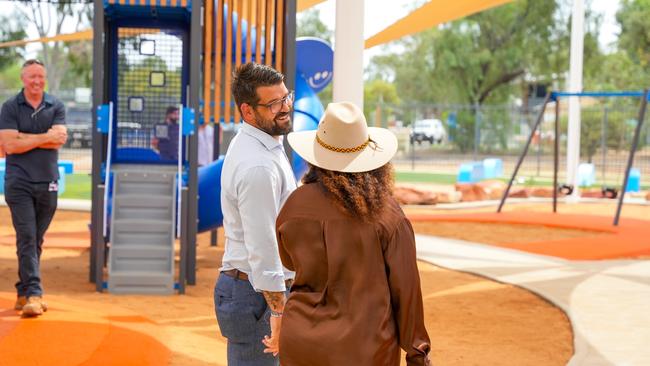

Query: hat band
[[316, 134, 370, 153]]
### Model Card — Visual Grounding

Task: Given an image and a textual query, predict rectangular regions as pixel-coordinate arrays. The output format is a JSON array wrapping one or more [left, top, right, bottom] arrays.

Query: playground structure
[[498, 90, 649, 226], [88, 0, 333, 294], [88, 0, 298, 294]]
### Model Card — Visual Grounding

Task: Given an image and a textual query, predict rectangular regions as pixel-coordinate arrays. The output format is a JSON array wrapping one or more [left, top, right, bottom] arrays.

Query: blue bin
[[0, 166, 5, 194], [58, 160, 74, 174], [457, 162, 484, 183], [626, 168, 641, 192], [483, 158, 503, 179], [578, 163, 596, 187]]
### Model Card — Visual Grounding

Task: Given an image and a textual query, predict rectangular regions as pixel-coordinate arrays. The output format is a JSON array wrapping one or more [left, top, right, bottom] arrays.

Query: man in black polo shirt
[[0, 59, 67, 317]]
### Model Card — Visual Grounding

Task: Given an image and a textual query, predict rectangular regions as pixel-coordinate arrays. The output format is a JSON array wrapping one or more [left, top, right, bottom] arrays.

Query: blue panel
[[97, 104, 111, 133], [182, 107, 195, 136]]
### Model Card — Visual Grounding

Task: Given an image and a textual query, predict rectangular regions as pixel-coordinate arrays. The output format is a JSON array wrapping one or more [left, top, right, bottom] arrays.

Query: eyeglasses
[[254, 90, 294, 114], [22, 59, 44, 68]]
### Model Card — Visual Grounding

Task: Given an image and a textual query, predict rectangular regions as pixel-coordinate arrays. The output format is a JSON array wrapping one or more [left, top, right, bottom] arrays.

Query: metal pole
[[498, 93, 551, 213], [553, 98, 559, 213], [185, 0, 203, 285], [613, 89, 648, 226], [90, 0, 106, 290]]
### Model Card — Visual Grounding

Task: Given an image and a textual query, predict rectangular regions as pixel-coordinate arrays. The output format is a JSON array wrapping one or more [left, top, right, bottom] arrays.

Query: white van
[[410, 118, 446, 144]]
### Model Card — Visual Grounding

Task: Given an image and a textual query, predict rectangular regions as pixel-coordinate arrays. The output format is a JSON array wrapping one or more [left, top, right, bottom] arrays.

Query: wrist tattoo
[[262, 291, 286, 312]]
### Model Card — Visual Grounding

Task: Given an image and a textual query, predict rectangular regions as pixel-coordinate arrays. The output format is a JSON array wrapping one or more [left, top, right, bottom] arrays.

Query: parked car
[[410, 118, 446, 144], [65, 107, 92, 148]]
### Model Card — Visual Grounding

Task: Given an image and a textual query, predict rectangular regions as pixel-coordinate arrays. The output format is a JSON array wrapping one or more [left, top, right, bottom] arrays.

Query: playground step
[[109, 167, 177, 295], [112, 233, 174, 247], [108, 271, 175, 295], [113, 194, 174, 220], [112, 219, 174, 236], [109, 246, 173, 273]]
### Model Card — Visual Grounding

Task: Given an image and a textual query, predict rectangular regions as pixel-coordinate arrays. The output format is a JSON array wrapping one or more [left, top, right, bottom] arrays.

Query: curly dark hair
[[231, 62, 285, 113], [302, 163, 394, 222]]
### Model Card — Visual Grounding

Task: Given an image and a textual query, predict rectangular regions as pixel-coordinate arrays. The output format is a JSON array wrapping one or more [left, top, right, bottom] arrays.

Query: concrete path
[[416, 235, 650, 366]]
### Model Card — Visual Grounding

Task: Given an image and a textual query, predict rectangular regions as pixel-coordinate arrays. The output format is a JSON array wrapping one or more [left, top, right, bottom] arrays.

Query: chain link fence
[[3, 89, 648, 190], [373, 98, 650, 190]]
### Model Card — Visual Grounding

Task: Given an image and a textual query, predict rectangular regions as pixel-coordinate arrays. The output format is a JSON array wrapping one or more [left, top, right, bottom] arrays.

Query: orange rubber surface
[[0, 294, 170, 366], [407, 211, 650, 260]]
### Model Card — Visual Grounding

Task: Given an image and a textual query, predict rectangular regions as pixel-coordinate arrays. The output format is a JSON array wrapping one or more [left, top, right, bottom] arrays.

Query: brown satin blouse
[[276, 183, 431, 366]]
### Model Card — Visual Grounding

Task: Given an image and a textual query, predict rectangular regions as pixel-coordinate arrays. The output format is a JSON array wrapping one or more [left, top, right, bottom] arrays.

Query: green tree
[[296, 9, 333, 44], [363, 79, 400, 127], [617, 0, 650, 68], [0, 15, 26, 72]]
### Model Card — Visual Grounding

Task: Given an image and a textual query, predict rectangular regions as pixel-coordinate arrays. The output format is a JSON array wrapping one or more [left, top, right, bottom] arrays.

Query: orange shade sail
[[0, 30, 93, 49], [297, 0, 326, 12], [365, 0, 514, 49]]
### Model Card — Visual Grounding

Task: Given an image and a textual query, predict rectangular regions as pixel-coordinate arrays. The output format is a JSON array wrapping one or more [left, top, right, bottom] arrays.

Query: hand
[[262, 314, 281, 356], [47, 127, 67, 145]]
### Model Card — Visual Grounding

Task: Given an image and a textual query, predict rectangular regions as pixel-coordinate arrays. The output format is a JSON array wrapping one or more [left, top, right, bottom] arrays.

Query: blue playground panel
[[482, 158, 503, 179], [578, 163, 596, 187], [626, 168, 641, 192], [457, 162, 484, 183]]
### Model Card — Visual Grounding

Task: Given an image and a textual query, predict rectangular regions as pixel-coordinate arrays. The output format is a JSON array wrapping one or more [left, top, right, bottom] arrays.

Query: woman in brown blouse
[[262, 102, 431, 365]]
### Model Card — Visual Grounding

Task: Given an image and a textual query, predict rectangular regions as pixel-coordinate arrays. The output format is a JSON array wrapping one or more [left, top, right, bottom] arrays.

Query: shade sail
[[365, 0, 514, 49], [297, 0, 327, 12]]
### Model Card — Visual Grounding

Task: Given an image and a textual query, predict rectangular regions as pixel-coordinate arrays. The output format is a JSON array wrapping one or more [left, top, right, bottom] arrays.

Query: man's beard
[[257, 110, 292, 136]]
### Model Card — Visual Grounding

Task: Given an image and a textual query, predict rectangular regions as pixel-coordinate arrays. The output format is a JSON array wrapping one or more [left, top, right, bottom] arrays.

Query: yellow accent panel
[[297, 0, 326, 12], [364, 0, 514, 49], [0, 30, 93, 49]]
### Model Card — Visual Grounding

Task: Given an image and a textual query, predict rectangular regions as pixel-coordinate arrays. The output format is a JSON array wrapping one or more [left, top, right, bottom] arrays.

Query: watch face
[[155, 124, 169, 139]]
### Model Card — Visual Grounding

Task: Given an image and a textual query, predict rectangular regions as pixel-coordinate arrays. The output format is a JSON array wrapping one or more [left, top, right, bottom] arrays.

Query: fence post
[[474, 102, 480, 161], [601, 104, 608, 184]]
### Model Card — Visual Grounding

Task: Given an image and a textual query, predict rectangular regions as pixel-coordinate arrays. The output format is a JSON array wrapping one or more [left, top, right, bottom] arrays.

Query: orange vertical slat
[[215, 0, 224, 123], [256, 0, 263, 64], [246, 0, 253, 63], [225, 0, 233, 124], [275, 0, 284, 72], [234, 0, 243, 122], [203, 0, 214, 127], [265, 0, 273, 66]]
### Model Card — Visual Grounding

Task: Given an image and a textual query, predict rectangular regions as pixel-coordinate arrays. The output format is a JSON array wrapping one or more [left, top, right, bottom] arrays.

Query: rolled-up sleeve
[[385, 218, 432, 365], [237, 165, 287, 292]]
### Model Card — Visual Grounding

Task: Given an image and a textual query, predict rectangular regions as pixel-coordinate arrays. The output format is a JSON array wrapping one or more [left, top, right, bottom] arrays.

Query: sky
[[4, 0, 622, 60], [302, 0, 621, 64]]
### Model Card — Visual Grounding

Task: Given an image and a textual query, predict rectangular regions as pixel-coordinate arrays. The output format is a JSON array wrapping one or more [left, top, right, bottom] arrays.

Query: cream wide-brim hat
[[288, 101, 398, 173]]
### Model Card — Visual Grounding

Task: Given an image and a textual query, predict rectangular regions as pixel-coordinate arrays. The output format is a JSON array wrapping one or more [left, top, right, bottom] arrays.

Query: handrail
[[102, 101, 114, 238], [177, 104, 183, 238]]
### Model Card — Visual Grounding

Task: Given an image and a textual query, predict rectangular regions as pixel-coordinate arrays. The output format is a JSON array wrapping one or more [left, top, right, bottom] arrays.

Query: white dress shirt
[[220, 122, 297, 292]]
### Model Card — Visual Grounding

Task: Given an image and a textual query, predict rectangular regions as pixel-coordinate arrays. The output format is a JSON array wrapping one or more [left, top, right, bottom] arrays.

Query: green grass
[[395, 171, 458, 185], [60, 173, 92, 200]]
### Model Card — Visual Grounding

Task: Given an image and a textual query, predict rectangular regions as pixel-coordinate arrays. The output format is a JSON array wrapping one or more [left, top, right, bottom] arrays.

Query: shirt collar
[[241, 122, 283, 150], [17, 89, 54, 106]]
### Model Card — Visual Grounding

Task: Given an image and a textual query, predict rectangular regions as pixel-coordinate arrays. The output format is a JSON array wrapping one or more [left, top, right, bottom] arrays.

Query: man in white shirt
[[215, 63, 296, 365]]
